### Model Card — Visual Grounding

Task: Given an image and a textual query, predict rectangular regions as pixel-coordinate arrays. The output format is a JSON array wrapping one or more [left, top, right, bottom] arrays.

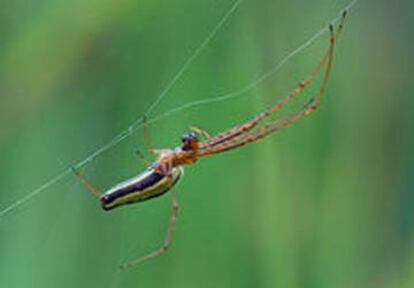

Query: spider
[[73, 11, 347, 269]]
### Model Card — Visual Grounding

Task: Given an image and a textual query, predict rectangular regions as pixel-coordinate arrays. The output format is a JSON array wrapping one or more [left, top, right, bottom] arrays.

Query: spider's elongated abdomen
[[100, 167, 183, 210]]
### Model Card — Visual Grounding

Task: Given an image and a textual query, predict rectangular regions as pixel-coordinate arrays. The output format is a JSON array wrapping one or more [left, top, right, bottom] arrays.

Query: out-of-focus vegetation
[[1, 0, 413, 287]]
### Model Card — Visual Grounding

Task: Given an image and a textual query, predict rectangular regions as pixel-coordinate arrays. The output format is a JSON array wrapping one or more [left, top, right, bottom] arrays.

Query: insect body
[[74, 11, 347, 269]]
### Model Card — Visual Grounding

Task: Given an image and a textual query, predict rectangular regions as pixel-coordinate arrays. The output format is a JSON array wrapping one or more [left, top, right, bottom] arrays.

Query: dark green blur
[[1, 0, 413, 287]]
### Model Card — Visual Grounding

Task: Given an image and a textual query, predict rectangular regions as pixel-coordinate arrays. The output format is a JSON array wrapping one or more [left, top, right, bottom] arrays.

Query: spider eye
[[181, 134, 190, 143], [181, 132, 197, 143]]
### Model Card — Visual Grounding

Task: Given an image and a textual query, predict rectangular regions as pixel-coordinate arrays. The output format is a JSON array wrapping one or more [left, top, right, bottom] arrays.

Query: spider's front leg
[[188, 125, 211, 139]]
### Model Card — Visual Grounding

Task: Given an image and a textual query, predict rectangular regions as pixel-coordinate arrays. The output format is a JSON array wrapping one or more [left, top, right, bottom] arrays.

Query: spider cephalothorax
[[181, 132, 199, 151]]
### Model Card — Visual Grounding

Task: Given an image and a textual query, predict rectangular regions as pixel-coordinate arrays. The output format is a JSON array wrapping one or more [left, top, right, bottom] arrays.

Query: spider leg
[[71, 167, 101, 198], [141, 115, 160, 155], [150, 149, 170, 155], [201, 25, 333, 150], [198, 48, 330, 154], [134, 149, 152, 166], [312, 10, 347, 107], [188, 125, 211, 139], [201, 11, 348, 152], [199, 14, 344, 157], [199, 94, 324, 156], [120, 174, 179, 269]]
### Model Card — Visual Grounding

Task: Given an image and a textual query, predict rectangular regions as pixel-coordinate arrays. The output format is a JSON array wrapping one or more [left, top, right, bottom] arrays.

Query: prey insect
[[73, 12, 347, 269]]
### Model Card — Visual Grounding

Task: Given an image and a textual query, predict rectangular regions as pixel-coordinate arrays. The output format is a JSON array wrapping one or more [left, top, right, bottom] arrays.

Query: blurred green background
[[1, 0, 413, 287]]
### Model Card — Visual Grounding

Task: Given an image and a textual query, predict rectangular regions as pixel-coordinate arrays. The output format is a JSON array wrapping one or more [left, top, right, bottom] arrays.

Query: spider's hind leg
[[120, 174, 179, 269]]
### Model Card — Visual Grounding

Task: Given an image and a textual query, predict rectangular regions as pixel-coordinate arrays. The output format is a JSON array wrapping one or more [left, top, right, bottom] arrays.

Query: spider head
[[181, 132, 199, 151]]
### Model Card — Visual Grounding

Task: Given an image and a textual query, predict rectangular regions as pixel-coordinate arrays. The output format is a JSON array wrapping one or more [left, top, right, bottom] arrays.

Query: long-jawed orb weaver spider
[[73, 11, 347, 269]]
